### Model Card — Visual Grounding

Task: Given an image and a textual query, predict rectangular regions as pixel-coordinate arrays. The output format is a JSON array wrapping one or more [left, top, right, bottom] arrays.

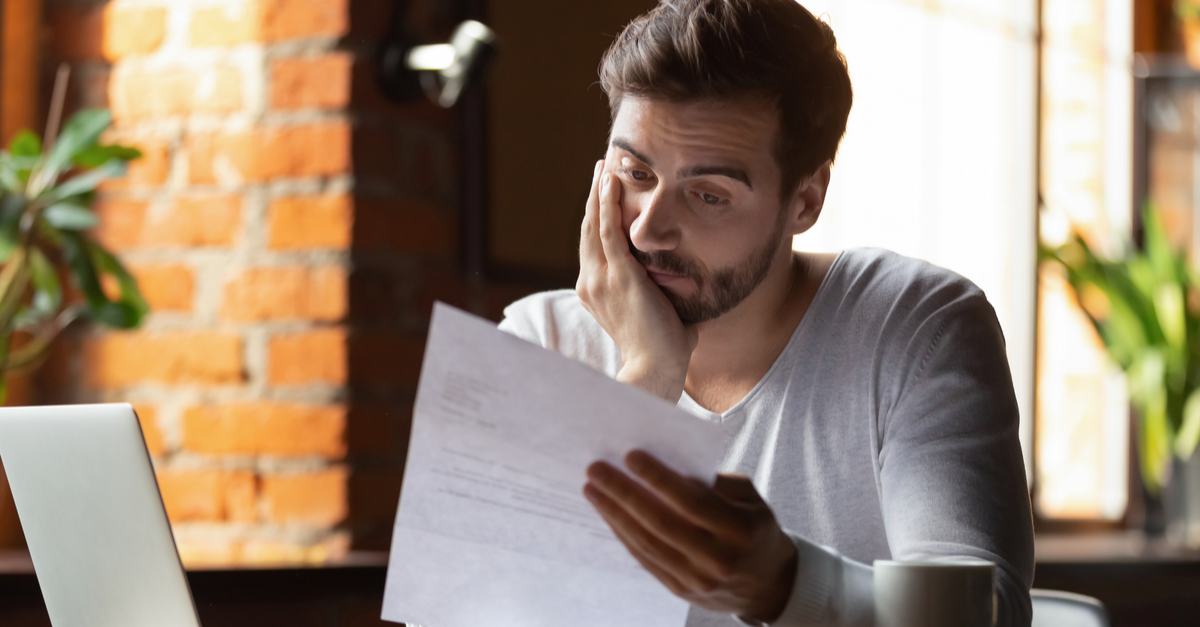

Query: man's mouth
[[646, 269, 689, 286]]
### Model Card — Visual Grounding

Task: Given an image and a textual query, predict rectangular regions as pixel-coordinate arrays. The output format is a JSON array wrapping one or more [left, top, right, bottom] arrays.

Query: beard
[[628, 216, 786, 324]]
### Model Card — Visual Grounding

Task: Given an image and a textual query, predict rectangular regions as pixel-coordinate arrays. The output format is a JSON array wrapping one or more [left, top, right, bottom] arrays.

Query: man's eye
[[698, 192, 723, 205], [630, 170, 649, 181]]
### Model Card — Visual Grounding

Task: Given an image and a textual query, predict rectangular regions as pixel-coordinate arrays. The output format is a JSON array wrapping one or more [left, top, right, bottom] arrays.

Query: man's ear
[[784, 161, 831, 236]]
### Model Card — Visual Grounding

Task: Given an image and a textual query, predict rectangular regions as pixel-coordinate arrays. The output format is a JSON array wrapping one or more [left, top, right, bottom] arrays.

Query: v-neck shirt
[[497, 247, 1034, 627]]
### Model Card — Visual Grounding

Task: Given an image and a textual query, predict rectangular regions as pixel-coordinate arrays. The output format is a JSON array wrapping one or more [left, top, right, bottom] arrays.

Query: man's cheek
[[620, 192, 643, 237]]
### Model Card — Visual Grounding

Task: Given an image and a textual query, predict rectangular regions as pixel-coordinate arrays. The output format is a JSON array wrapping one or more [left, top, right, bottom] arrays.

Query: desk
[[3, 537, 1199, 627], [1034, 532, 1200, 627], [0, 551, 391, 627]]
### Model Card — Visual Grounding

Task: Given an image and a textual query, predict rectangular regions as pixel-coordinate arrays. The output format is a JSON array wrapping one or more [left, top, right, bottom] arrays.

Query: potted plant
[[1041, 208, 1200, 546], [0, 107, 147, 546], [1178, 0, 1200, 68]]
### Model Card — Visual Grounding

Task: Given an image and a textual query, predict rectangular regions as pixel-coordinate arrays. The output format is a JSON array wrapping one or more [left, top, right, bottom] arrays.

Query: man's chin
[[660, 290, 718, 325]]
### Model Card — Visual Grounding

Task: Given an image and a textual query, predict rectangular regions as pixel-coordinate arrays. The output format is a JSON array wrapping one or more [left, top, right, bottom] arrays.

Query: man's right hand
[[576, 160, 698, 403]]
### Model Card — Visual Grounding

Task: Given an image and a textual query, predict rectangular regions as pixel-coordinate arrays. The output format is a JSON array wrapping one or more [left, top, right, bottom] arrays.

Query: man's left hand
[[584, 450, 798, 623]]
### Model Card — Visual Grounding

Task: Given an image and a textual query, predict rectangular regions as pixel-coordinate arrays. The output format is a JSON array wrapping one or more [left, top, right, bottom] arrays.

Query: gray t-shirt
[[498, 248, 1034, 627]]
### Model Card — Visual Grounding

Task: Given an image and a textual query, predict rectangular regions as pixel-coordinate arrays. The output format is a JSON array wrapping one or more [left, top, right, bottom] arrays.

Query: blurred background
[[0, 0, 1197, 625]]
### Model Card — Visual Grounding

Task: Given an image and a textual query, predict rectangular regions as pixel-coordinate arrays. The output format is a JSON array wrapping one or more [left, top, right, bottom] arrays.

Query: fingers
[[586, 461, 731, 573], [712, 473, 767, 505], [597, 172, 636, 268], [625, 451, 746, 536], [579, 160, 606, 269], [584, 478, 722, 592]]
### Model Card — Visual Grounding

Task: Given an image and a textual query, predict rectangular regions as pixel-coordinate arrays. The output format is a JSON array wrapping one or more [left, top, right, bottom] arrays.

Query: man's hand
[[584, 450, 798, 623], [577, 160, 697, 403]]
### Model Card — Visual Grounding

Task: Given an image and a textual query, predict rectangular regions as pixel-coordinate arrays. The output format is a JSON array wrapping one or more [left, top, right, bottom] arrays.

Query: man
[[498, 1, 1035, 625]]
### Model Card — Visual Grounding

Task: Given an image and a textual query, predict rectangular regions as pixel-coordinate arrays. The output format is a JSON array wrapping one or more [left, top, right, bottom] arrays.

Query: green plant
[[1178, 0, 1200, 23], [0, 109, 146, 401], [1041, 208, 1200, 493]]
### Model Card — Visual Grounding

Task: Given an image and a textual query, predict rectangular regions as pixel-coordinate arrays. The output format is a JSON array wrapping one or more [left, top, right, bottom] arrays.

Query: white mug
[[873, 559, 996, 627]]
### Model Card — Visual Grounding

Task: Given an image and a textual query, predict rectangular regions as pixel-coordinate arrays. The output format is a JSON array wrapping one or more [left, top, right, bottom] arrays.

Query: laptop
[[0, 403, 201, 627]]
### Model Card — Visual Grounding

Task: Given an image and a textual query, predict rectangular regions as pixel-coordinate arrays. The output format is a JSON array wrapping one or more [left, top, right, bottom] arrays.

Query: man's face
[[605, 97, 791, 324]]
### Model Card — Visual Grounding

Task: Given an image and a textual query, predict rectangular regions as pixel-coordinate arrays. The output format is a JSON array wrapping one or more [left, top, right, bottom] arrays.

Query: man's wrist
[[738, 539, 799, 625], [615, 358, 687, 403]]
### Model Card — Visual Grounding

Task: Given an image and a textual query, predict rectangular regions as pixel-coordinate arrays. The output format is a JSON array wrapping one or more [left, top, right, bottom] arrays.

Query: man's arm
[[576, 160, 696, 402], [584, 294, 1033, 626]]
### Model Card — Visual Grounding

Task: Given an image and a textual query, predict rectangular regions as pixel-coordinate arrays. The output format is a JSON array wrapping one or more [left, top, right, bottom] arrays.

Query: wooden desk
[[1034, 532, 1200, 627], [3, 536, 1199, 627], [0, 551, 392, 627]]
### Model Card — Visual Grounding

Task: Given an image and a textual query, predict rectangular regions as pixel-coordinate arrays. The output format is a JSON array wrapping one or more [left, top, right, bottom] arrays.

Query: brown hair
[[599, 0, 853, 200]]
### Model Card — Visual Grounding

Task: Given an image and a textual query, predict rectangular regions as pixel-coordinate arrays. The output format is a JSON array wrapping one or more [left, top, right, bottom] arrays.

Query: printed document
[[382, 303, 724, 627]]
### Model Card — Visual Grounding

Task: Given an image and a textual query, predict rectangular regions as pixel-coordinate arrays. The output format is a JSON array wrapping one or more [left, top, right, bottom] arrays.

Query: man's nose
[[627, 186, 680, 253]]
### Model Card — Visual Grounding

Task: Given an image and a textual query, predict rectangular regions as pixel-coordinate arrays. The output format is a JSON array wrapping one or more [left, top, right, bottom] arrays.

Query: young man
[[498, 1, 1034, 625]]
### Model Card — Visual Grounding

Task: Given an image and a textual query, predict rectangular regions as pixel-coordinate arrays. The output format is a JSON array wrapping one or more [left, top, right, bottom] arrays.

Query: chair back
[[1030, 589, 1109, 627]]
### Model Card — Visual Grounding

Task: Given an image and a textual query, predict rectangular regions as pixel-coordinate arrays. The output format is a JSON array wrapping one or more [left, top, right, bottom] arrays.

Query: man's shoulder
[[832, 248, 987, 315], [498, 290, 621, 374], [499, 289, 591, 340]]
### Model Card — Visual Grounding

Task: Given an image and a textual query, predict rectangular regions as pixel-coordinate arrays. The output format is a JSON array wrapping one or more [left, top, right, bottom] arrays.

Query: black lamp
[[377, 17, 497, 108]]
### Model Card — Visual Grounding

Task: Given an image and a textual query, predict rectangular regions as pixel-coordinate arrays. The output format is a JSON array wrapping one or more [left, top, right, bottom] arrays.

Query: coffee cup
[[873, 559, 996, 627]]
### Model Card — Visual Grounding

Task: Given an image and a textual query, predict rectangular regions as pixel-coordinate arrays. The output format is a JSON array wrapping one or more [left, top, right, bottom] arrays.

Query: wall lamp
[[377, 20, 497, 108]]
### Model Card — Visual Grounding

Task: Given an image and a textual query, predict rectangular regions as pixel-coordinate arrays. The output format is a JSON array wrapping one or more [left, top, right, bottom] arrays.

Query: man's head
[[597, 0, 852, 323]]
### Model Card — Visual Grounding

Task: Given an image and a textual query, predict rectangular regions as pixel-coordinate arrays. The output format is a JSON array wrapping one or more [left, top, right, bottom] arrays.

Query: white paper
[[382, 303, 724, 627]]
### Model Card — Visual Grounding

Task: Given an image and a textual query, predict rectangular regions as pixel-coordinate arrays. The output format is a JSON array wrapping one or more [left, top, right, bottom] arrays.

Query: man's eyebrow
[[610, 137, 753, 190], [678, 165, 753, 190], [610, 138, 653, 167]]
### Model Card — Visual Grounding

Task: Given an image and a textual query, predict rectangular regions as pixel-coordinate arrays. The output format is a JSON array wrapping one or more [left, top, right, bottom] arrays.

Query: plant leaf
[[71, 144, 142, 169], [0, 154, 24, 192], [1177, 389, 1200, 460], [42, 202, 99, 231], [38, 159, 126, 205], [1139, 389, 1173, 493], [87, 240, 147, 329], [61, 231, 106, 309], [8, 131, 42, 157], [29, 246, 62, 315], [28, 109, 112, 196]]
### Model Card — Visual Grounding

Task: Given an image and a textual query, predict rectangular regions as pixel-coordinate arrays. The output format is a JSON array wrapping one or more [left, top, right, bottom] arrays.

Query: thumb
[[713, 473, 764, 505]]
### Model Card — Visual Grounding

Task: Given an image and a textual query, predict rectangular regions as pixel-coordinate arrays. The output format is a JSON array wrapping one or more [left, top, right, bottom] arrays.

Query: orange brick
[[206, 123, 350, 182], [157, 469, 257, 523], [84, 332, 244, 388], [267, 328, 346, 385], [191, 0, 348, 46], [152, 196, 243, 247], [261, 467, 347, 526], [98, 135, 170, 190], [95, 196, 241, 249], [186, 132, 215, 184], [270, 53, 352, 110], [221, 266, 346, 321], [132, 403, 166, 456], [190, 3, 260, 46], [309, 266, 347, 321], [182, 402, 346, 458], [355, 198, 457, 255], [92, 199, 149, 251], [267, 194, 352, 250], [103, 6, 167, 60], [111, 67, 243, 121], [128, 264, 194, 312]]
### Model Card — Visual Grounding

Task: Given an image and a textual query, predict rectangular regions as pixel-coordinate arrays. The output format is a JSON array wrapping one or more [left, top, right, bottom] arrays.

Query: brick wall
[[30, 0, 517, 563]]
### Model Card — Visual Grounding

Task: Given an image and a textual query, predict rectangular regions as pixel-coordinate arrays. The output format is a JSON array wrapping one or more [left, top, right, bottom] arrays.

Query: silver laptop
[[0, 403, 201, 627]]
